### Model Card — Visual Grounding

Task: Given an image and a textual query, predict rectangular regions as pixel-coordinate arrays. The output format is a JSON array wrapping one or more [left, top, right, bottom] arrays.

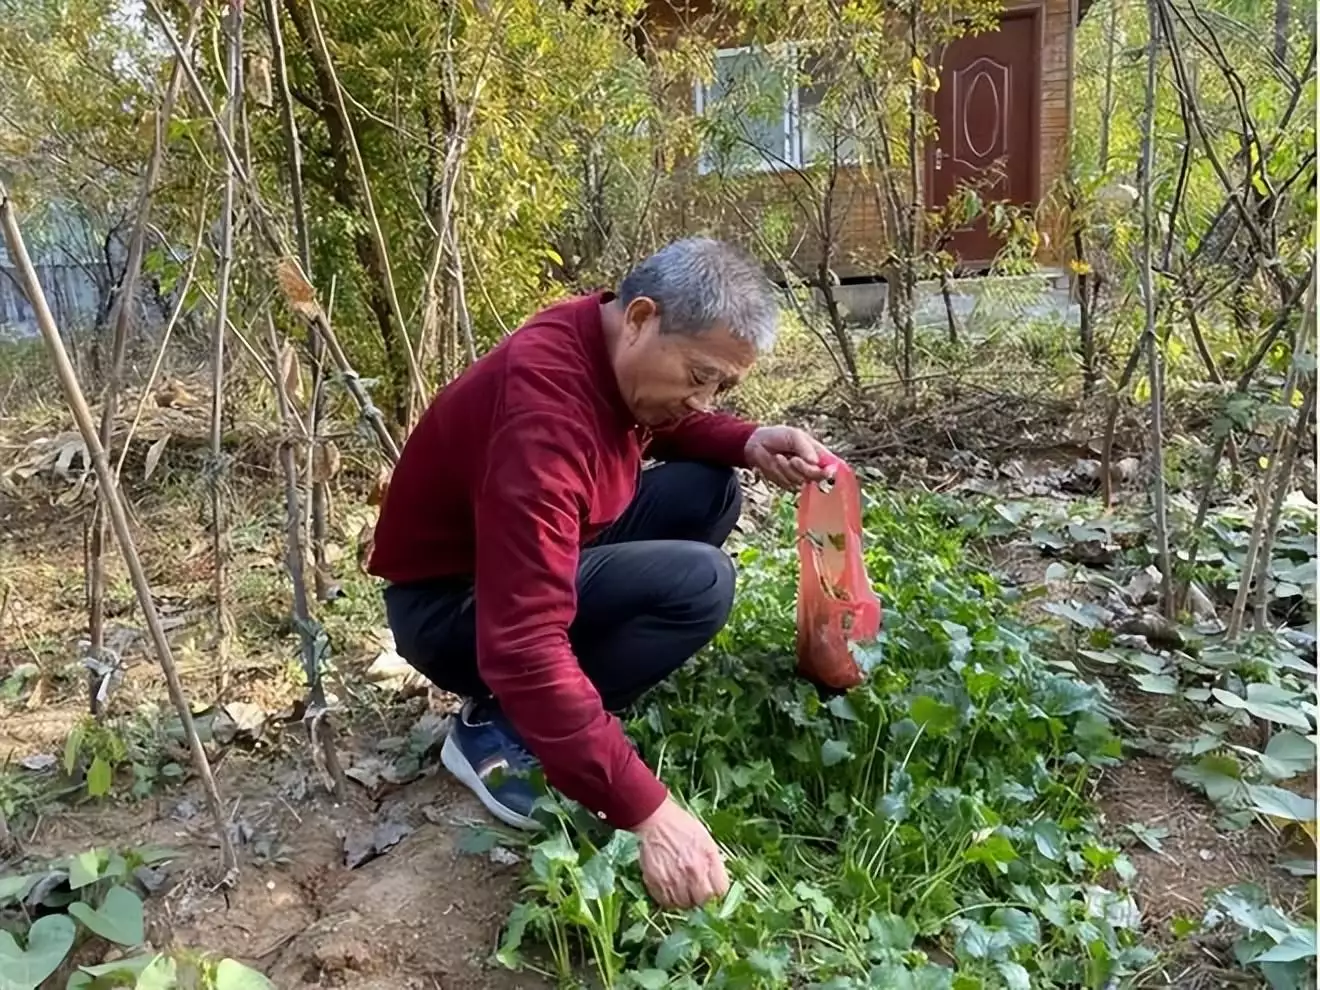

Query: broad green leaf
[[0, 913, 76, 990], [1042, 601, 1106, 629], [1250, 931, 1316, 963], [134, 953, 177, 990], [827, 695, 859, 721], [1213, 686, 1313, 730], [867, 911, 916, 950], [655, 928, 696, 970], [909, 696, 957, 736], [1174, 754, 1250, 806], [86, 757, 113, 798], [629, 971, 671, 990], [1261, 730, 1316, 780], [495, 902, 534, 969], [991, 907, 1040, 946], [67, 885, 145, 946], [955, 919, 1012, 960], [69, 850, 102, 890], [68, 951, 157, 987], [577, 851, 615, 901], [1246, 784, 1315, 823], [1132, 673, 1178, 695], [821, 738, 852, 766], [717, 879, 745, 920], [1030, 820, 1065, 860], [996, 961, 1031, 990], [212, 959, 274, 990], [0, 873, 38, 906], [793, 880, 834, 915]]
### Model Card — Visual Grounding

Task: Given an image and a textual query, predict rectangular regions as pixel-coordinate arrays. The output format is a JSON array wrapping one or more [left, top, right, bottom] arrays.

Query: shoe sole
[[440, 733, 539, 832]]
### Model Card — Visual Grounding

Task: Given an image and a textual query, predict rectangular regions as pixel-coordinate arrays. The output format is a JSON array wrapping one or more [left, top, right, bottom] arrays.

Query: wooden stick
[[144, 0, 401, 462], [208, 0, 243, 694], [1139, 2, 1174, 615], [1, 181, 237, 876], [88, 0, 205, 715], [265, 311, 347, 798]]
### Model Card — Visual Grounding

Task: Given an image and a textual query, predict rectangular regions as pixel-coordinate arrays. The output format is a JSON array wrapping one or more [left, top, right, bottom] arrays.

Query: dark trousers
[[383, 461, 742, 713]]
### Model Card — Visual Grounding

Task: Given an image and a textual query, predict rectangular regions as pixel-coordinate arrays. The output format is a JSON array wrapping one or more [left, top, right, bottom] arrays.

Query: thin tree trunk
[[299, 0, 426, 423], [1099, 0, 1120, 171], [208, 0, 242, 694], [1100, 335, 1147, 508], [1177, 271, 1312, 598], [1072, 221, 1096, 396], [1, 182, 236, 875], [266, 313, 347, 797], [1251, 381, 1315, 629], [1274, 0, 1290, 67], [903, 5, 922, 395], [261, 0, 336, 601], [87, 0, 203, 715], [1139, 3, 1173, 614], [1247, 274, 1316, 631]]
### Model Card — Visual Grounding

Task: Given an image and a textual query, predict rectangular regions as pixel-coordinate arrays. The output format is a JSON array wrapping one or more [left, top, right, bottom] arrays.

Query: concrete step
[[806, 267, 1079, 335]]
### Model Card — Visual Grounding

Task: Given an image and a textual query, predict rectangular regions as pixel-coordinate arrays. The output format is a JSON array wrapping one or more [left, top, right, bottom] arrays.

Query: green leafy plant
[[490, 493, 1156, 987], [0, 844, 269, 989], [63, 718, 129, 800], [1202, 884, 1317, 990]]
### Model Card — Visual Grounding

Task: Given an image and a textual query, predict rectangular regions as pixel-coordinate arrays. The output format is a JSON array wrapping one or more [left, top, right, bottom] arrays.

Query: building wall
[[642, 0, 1075, 277]]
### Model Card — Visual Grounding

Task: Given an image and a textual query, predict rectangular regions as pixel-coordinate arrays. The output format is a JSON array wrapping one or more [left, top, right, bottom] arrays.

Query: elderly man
[[369, 238, 831, 910]]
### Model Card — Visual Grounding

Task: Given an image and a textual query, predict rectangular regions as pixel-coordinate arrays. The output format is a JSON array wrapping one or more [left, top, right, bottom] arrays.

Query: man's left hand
[[745, 425, 834, 491]]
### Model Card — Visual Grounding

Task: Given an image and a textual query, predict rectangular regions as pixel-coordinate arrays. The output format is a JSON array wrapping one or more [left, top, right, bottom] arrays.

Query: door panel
[[929, 11, 1039, 267]]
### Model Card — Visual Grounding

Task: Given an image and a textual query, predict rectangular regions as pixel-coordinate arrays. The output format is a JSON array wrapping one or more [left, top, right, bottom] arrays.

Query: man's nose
[[685, 393, 712, 412]]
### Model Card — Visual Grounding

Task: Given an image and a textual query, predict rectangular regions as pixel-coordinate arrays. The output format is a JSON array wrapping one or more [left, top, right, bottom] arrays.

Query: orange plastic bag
[[795, 453, 883, 690]]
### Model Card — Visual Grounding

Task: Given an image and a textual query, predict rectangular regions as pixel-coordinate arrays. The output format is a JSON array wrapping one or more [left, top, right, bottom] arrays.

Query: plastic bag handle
[[813, 450, 843, 492]]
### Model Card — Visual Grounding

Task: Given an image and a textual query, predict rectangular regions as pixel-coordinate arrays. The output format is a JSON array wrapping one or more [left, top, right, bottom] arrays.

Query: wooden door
[[928, 10, 1040, 268]]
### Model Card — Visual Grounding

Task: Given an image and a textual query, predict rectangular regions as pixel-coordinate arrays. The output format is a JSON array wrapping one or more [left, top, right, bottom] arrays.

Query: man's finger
[[789, 455, 827, 480]]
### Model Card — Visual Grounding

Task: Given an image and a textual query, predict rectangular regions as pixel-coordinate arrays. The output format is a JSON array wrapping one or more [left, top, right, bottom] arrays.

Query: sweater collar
[[582, 290, 639, 431]]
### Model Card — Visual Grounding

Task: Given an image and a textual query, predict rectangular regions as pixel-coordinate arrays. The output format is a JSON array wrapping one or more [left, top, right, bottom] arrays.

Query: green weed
[[496, 492, 1155, 988]]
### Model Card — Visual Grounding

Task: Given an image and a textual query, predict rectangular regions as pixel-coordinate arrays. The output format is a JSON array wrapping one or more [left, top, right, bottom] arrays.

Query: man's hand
[[632, 796, 729, 909], [745, 425, 834, 490]]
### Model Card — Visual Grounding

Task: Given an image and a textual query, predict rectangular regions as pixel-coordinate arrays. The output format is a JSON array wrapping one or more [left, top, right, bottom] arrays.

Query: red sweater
[[368, 292, 757, 828]]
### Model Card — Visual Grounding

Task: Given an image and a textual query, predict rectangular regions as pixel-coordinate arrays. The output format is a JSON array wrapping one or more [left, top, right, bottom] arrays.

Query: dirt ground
[[0, 459, 558, 990]]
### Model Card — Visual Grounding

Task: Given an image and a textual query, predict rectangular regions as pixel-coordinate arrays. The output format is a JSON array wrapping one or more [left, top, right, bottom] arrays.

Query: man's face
[[613, 297, 758, 428]]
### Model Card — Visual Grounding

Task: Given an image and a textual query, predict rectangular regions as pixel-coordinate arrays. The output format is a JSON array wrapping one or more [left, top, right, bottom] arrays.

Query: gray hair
[[618, 238, 779, 353]]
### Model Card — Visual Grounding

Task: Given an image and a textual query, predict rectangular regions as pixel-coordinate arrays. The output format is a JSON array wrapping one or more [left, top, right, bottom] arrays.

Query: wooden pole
[[0, 182, 237, 876]]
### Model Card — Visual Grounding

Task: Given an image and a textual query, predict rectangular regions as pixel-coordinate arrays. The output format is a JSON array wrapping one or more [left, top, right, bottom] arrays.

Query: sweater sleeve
[[645, 410, 758, 467], [473, 409, 669, 829]]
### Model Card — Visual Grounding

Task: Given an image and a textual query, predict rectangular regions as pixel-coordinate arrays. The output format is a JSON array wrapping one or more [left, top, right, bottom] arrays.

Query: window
[[695, 44, 863, 175]]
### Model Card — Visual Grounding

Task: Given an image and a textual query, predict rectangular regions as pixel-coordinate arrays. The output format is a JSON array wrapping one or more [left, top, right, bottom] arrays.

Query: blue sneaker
[[441, 699, 540, 830]]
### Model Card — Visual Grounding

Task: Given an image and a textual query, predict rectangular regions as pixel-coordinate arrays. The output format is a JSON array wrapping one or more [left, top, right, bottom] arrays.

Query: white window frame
[[693, 41, 865, 176], [694, 43, 795, 176]]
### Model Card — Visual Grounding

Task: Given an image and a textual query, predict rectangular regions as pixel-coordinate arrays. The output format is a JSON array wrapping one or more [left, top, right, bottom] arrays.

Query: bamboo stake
[[265, 312, 347, 797], [144, 0, 401, 463], [209, 0, 243, 694], [1138, 3, 1174, 615], [260, 0, 336, 601], [87, 0, 204, 715], [1, 182, 236, 876]]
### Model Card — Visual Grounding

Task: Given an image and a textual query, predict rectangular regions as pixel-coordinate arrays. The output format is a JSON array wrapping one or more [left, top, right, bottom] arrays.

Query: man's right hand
[[631, 796, 729, 909]]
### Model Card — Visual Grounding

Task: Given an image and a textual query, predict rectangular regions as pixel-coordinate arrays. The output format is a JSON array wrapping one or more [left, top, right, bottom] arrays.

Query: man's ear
[[622, 296, 658, 345]]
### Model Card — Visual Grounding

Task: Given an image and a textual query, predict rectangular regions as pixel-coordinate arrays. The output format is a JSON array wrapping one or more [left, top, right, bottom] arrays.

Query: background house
[[640, 0, 1089, 284]]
